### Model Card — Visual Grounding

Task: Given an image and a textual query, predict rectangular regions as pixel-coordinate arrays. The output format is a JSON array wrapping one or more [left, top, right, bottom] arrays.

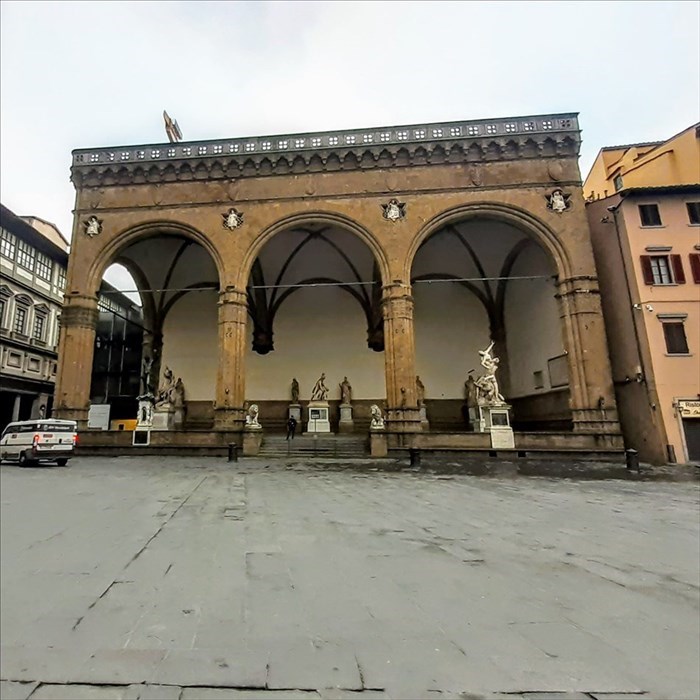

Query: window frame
[[638, 203, 663, 227], [32, 313, 46, 341], [661, 321, 690, 355], [16, 240, 36, 271], [35, 252, 52, 281], [640, 254, 686, 286], [13, 305, 27, 335], [687, 202, 700, 225], [1, 228, 16, 260]]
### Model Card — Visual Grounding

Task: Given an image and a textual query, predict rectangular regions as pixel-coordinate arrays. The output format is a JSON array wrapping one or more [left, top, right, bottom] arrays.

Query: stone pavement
[[1, 457, 698, 700]]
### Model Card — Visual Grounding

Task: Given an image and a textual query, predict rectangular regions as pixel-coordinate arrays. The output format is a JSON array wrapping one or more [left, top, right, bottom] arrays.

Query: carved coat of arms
[[84, 216, 102, 237], [545, 189, 571, 214], [382, 199, 406, 222], [222, 208, 244, 230]]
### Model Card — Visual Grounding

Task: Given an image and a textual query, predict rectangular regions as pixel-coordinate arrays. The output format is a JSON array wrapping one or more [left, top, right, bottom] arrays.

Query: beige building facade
[[57, 113, 623, 455], [585, 124, 700, 464]]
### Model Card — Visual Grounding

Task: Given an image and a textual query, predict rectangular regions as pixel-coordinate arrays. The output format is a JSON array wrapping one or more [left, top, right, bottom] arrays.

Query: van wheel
[[18, 451, 32, 467], [56, 459, 68, 467]]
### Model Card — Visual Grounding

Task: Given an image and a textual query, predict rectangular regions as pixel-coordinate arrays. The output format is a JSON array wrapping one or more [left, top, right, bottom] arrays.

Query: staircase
[[258, 434, 369, 459]]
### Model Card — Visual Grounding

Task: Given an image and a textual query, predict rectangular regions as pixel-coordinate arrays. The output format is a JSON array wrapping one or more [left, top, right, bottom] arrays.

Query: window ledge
[[688, 223, 700, 227], [665, 353, 693, 357], [640, 225, 666, 229]]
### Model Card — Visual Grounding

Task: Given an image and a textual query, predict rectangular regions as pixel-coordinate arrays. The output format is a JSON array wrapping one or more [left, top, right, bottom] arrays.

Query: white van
[[0, 419, 77, 466]]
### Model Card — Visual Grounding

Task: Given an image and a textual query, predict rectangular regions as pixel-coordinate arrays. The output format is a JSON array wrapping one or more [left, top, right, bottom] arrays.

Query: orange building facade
[[585, 124, 700, 464]]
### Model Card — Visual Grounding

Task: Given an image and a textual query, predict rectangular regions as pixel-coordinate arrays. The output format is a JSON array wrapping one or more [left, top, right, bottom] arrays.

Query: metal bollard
[[228, 443, 238, 462], [409, 447, 421, 467], [625, 448, 639, 472]]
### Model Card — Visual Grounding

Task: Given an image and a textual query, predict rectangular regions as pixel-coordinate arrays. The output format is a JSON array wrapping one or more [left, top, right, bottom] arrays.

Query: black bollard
[[409, 447, 421, 467], [228, 443, 238, 462], [625, 448, 639, 472]]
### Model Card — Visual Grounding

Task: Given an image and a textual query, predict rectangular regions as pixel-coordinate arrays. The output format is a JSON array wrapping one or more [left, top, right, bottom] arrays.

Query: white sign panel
[[87, 404, 111, 431], [490, 426, 515, 449], [678, 400, 700, 418]]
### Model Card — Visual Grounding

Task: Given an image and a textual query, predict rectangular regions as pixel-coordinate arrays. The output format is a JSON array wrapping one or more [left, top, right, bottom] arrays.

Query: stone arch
[[238, 211, 391, 291], [86, 220, 224, 297], [404, 201, 572, 282]]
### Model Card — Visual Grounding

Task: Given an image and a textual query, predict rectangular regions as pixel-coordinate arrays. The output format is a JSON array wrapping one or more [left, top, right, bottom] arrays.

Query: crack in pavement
[[72, 476, 208, 630]]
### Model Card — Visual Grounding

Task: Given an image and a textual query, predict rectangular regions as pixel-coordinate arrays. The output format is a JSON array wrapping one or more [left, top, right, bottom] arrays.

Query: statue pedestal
[[152, 405, 175, 431], [370, 431, 388, 457], [288, 403, 302, 422], [338, 403, 354, 433], [419, 405, 430, 430], [474, 404, 511, 432], [243, 427, 263, 456], [474, 404, 515, 449], [306, 401, 331, 433], [136, 396, 154, 428]]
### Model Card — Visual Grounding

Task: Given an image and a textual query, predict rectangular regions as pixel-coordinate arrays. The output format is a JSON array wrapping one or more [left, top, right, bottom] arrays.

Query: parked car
[[0, 419, 78, 466]]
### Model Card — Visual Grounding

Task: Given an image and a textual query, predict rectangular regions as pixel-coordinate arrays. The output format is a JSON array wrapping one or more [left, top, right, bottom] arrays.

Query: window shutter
[[671, 255, 686, 284], [690, 253, 700, 284], [640, 255, 654, 285]]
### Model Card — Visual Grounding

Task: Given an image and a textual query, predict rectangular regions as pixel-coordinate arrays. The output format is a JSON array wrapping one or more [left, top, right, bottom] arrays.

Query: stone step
[[259, 435, 368, 458]]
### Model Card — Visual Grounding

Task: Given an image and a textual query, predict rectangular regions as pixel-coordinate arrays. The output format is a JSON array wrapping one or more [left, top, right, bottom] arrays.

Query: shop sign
[[677, 400, 700, 418]]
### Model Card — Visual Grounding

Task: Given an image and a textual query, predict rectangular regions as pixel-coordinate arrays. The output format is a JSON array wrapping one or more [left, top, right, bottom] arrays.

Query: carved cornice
[[71, 114, 581, 190]]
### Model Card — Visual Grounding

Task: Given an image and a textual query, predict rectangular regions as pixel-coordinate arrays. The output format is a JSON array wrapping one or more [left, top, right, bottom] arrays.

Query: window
[[0, 297, 4, 326], [14, 306, 26, 334], [613, 174, 623, 192], [640, 255, 685, 285], [36, 253, 52, 281], [16, 240, 35, 271], [33, 314, 45, 340], [687, 202, 700, 225], [1, 229, 16, 259], [57, 266, 66, 290], [638, 204, 662, 227], [663, 322, 689, 355]]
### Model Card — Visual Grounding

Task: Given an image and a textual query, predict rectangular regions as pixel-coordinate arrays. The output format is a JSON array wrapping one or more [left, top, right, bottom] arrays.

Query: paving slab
[[30, 685, 129, 700], [0, 681, 39, 700]]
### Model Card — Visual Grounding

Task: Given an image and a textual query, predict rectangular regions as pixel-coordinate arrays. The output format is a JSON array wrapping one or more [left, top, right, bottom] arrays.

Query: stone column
[[53, 294, 99, 428], [556, 276, 620, 434], [382, 283, 422, 440], [214, 287, 248, 432]]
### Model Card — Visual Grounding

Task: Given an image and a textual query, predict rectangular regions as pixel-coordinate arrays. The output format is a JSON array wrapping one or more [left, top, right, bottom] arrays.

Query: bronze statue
[[291, 377, 300, 403]]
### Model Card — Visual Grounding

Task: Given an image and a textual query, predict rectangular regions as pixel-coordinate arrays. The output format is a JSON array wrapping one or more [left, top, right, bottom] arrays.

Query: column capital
[[61, 294, 99, 330], [218, 286, 248, 307], [554, 275, 601, 297]]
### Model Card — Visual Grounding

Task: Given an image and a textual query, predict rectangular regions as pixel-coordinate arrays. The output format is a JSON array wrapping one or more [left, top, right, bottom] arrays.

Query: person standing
[[286, 415, 297, 440]]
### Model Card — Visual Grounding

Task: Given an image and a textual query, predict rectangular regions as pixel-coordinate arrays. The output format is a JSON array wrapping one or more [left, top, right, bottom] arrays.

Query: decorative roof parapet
[[71, 113, 580, 188]]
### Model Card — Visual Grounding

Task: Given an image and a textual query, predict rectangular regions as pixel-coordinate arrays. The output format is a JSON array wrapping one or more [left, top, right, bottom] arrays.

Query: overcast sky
[[1, 0, 698, 290]]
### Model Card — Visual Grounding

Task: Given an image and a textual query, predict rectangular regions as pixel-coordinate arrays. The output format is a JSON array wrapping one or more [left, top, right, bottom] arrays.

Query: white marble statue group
[[470, 341, 506, 406]]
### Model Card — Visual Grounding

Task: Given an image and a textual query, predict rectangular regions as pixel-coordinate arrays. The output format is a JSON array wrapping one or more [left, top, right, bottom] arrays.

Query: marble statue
[[310, 373, 329, 401], [155, 366, 175, 406], [464, 375, 479, 408], [291, 377, 300, 403], [416, 375, 426, 407], [245, 404, 261, 428], [400, 386, 407, 408], [339, 377, 352, 404], [172, 378, 185, 409], [474, 342, 505, 405], [370, 404, 385, 430]]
